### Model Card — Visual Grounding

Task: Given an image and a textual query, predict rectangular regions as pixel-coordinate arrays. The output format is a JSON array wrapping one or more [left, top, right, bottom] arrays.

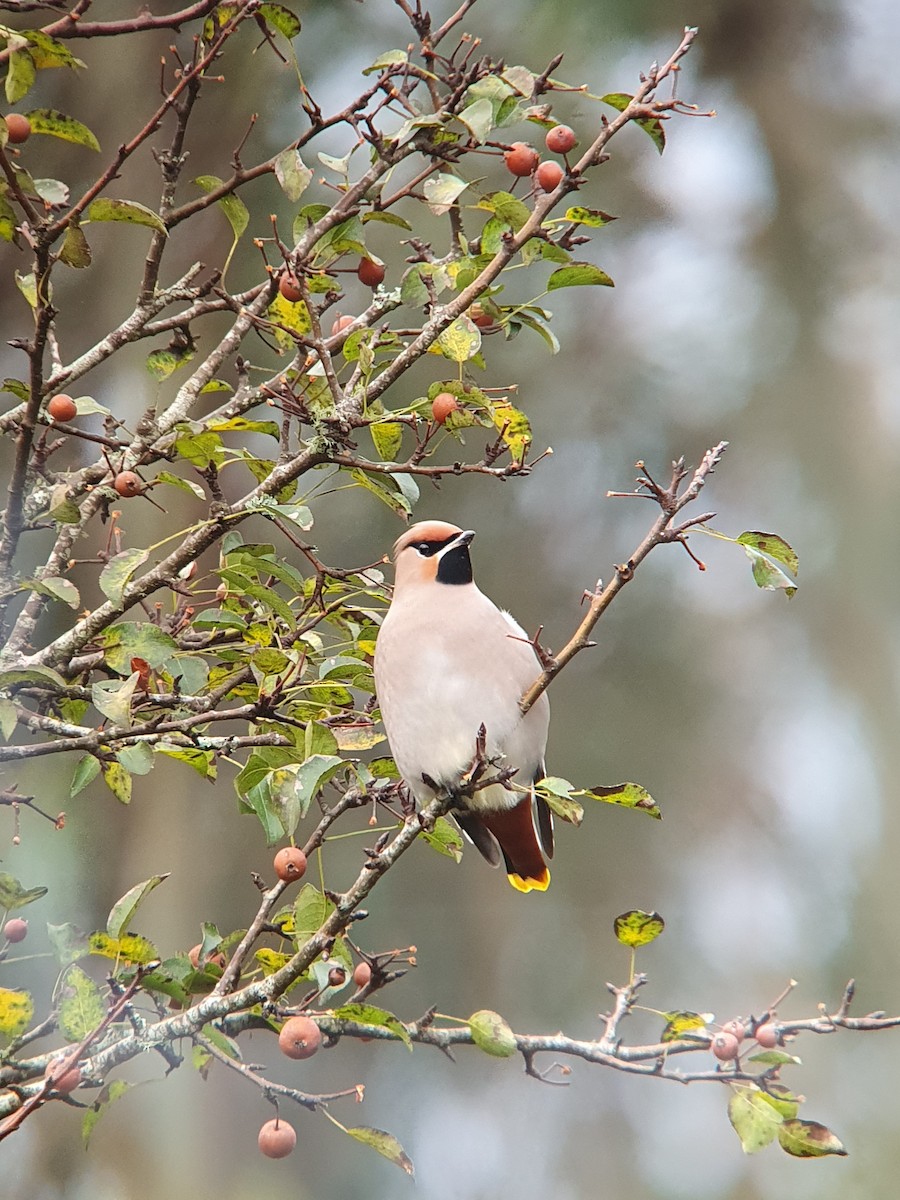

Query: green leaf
[[267, 290, 311, 348], [156, 744, 217, 779], [86, 198, 167, 234], [489, 399, 531, 463], [252, 647, 290, 676], [369, 419, 403, 462], [0, 698, 16, 741], [420, 815, 464, 861], [88, 930, 157, 964], [332, 724, 386, 752], [47, 922, 90, 965], [146, 342, 195, 380], [757, 1084, 802, 1119], [98, 547, 149, 607], [601, 92, 666, 153], [82, 1080, 131, 1148], [511, 304, 561, 350], [0, 664, 66, 692], [423, 172, 469, 215], [242, 495, 314, 530], [535, 778, 583, 825], [292, 882, 334, 943], [26, 108, 99, 150], [736, 530, 799, 575], [107, 873, 170, 940], [562, 205, 617, 227], [363, 49, 409, 74], [362, 210, 412, 231], [59, 222, 92, 267], [727, 530, 799, 597], [25, 575, 79, 608], [1, 378, 27, 399], [547, 261, 614, 290], [728, 1087, 783, 1154], [33, 177, 69, 207], [255, 947, 291, 976], [44, 482, 81, 523], [22, 31, 85, 71], [0, 987, 33, 1042], [436, 317, 482, 363], [100, 622, 178, 675], [345, 1127, 415, 1176], [6, 48, 36, 104], [193, 174, 248, 276], [777, 1119, 847, 1158], [660, 1010, 710, 1042], [15, 269, 37, 308], [0, 872, 48, 910], [116, 742, 154, 776], [349, 469, 413, 518], [274, 148, 313, 201], [613, 909, 665, 948], [58, 964, 105, 1040], [173, 429, 225, 468], [456, 97, 495, 143], [587, 782, 660, 819], [271, 754, 343, 839], [92, 672, 140, 728], [332, 1003, 412, 1050], [468, 1009, 517, 1058], [70, 754, 101, 797], [102, 760, 132, 804], [259, 3, 302, 39], [0, 194, 17, 241], [749, 1049, 802, 1067], [208, 415, 277, 437], [151, 470, 205, 499], [742, 547, 798, 597], [479, 190, 530, 231]]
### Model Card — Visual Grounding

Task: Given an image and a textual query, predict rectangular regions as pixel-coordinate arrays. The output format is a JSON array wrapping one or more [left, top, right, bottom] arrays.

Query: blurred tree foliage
[[0, 1, 896, 1194]]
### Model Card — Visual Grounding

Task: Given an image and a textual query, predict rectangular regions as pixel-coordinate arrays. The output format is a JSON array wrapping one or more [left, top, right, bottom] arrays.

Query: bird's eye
[[414, 542, 433, 556]]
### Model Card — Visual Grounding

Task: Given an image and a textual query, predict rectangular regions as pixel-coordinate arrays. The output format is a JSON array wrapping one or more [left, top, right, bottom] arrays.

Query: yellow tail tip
[[507, 869, 550, 894]]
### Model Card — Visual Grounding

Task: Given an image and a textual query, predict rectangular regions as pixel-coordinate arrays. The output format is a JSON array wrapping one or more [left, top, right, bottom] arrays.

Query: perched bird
[[374, 520, 553, 892]]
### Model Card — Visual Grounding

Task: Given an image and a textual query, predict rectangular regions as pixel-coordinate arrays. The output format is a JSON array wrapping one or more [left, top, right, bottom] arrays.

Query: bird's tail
[[480, 799, 551, 894]]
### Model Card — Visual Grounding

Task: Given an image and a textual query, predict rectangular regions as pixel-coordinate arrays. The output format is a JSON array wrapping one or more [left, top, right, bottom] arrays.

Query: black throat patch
[[436, 542, 473, 585]]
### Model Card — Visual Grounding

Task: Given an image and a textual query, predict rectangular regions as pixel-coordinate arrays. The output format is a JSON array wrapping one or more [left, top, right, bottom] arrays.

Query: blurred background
[[2, 0, 899, 1196]]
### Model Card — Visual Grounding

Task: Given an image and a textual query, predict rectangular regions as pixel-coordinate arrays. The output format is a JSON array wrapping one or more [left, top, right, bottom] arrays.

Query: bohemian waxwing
[[374, 520, 553, 892]]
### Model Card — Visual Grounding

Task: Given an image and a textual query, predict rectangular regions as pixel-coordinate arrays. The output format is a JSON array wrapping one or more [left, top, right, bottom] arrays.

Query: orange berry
[[278, 1015, 321, 1060], [274, 846, 307, 883], [711, 1032, 740, 1062], [503, 142, 539, 177], [352, 961, 372, 988], [3, 918, 28, 943], [754, 1022, 780, 1049], [545, 124, 577, 154], [47, 394, 77, 422], [4, 113, 31, 144], [535, 160, 564, 192], [279, 272, 303, 303], [431, 391, 459, 425], [357, 257, 385, 287], [258, 1117, 296, 1158], [45, 1058, 82, 1095], [114, 471, 143, 498], [331, 314, 355, 336], [188, 944, 226, 970], [469, 304, 494, 330]]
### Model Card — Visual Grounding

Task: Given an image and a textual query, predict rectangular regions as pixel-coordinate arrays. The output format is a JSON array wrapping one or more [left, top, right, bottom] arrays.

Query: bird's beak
[[453, 529, 475, 549]]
